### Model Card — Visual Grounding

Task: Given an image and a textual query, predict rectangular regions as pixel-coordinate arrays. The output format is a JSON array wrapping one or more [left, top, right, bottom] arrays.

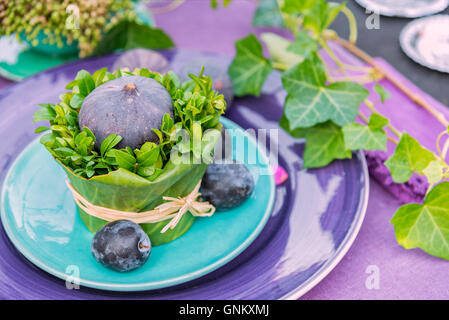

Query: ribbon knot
[[66, 180, 215, 233]]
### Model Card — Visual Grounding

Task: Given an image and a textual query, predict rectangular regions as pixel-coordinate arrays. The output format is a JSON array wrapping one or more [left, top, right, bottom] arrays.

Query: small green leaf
[[113, 149, 137, 172], [137, 166, 156, 177], [70, 94, 84, 109], [423, 160, 445, 185], [92, 67, 108, 86], [391, 182, 449, 261], [342, 114, 388, 151], [282, 0, 315, 13], [192, 121, 202, 159], [33, 104, 56, 122], [302, 121, 352, 168], [374, 83, 391, 104], [287, 31, 318, 61], [368, 113, 389, 129], [282, 53, 369, 129], [385, 133, 435, 183], [253, 0, 284, 27], [34, 126, 50, 133], [100, 134, 122, 157], [228, 34, 273, 96], [75, 70, 96, 97], [136, 146, 159, 167], [260, 32, 303, 69]]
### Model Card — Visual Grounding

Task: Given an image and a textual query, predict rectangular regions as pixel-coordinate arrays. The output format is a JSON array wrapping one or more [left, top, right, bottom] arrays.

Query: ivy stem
[[436, 130, 446, 160], [333, 36, 449, 128], [148, 0, 185, 14], [272, 61, 290, 71], [328, 74, 376, 84], [442, 137, 449, 160], [319, 38, 347, 75], [340, 5, 358, 44]]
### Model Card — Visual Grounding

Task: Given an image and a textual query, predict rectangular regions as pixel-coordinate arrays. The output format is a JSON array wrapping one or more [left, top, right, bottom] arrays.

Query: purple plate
[[0, 50, 369, 299]]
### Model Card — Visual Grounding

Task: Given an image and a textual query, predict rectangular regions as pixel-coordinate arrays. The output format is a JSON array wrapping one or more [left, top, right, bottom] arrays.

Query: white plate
[[400, 15, 449, 73], [355, 0, 449, 17]]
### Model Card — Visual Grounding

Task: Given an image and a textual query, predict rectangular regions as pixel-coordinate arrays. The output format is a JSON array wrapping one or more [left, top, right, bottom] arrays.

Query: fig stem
[[124, 83, 137, 91]]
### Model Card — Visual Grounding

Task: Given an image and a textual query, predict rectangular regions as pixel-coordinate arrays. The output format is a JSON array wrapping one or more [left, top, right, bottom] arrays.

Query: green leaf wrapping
[[61, 133, 219, 246]]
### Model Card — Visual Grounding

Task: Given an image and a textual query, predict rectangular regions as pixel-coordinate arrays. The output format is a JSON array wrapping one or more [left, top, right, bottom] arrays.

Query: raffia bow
[[65, 180, 215, 233]]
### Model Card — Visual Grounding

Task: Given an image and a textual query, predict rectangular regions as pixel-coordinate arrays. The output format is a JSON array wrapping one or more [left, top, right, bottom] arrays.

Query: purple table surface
[[1, 0, 449, 299]]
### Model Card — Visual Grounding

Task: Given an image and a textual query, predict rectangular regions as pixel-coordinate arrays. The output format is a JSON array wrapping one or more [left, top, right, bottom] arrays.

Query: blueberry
[[201, 160, 254, 210], [91, 220, 151, 272]]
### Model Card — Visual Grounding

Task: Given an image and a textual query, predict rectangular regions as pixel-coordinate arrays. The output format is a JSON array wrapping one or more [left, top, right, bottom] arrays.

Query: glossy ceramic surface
[[1, 117, 275, 291], [0, 50, 369, 299], [400, 15, 449, 74], [355, 0, 449, 17], [0, 2, 152, 81]]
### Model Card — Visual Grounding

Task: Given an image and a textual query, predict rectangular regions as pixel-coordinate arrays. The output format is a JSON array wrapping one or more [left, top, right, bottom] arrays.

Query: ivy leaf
[[385, 133, 435, 183], [282, 52, 369, 129], [302, 121, 352, 168], [94, 21, 175, 56], [423, 160, 445, 185], [282, 0, 315, 14], [260, 32, 303, 69], [228, 34, 273, 96], [342, 113, 388, 151], [287, 31, 318, 61], [374, 83, 391, 104], [253, 0, 284, 27], [391, 182, 449, 261]]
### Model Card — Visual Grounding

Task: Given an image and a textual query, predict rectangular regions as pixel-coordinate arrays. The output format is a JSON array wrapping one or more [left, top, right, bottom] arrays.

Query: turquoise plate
[[0, 117, 275, 292]]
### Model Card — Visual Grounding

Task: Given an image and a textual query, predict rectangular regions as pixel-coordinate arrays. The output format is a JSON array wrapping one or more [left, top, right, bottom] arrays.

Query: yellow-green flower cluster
[[0, 0, 136, 57]]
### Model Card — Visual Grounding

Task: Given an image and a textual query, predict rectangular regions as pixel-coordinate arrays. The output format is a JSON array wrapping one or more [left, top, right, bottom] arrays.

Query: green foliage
[[385, 133, 435, 183], [233, 0, 449, 261], [301, 121, 352, 168], [260, 32, 304, 69], [392, 182, 449, 260], [287, 31, 319, 61], [281, 53, 369, 129], [228, 34, 273, 96], [374, 84, 391, 103], [253, 0, 284, 27], [93, 21, 174, 56], [0, 0, 138, 57], [34, 67, 225, 179], [343, 113, 388, 151]]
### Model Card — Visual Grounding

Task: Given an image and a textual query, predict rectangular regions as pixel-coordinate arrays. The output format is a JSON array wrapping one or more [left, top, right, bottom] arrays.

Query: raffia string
[[65, 180, 215, 233]]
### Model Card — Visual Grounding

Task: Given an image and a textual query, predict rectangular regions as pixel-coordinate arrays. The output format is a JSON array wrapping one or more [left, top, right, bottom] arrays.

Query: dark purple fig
[[112, 48, 170, 73], [180, 59, 234, 108], [91, 220, 151, 272], [201, 160, 254, 210], [79, 76, 173, 150]]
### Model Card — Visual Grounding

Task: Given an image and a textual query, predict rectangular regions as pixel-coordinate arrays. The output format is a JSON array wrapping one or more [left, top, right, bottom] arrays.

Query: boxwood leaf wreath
[[33, 67, 226, 245]]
